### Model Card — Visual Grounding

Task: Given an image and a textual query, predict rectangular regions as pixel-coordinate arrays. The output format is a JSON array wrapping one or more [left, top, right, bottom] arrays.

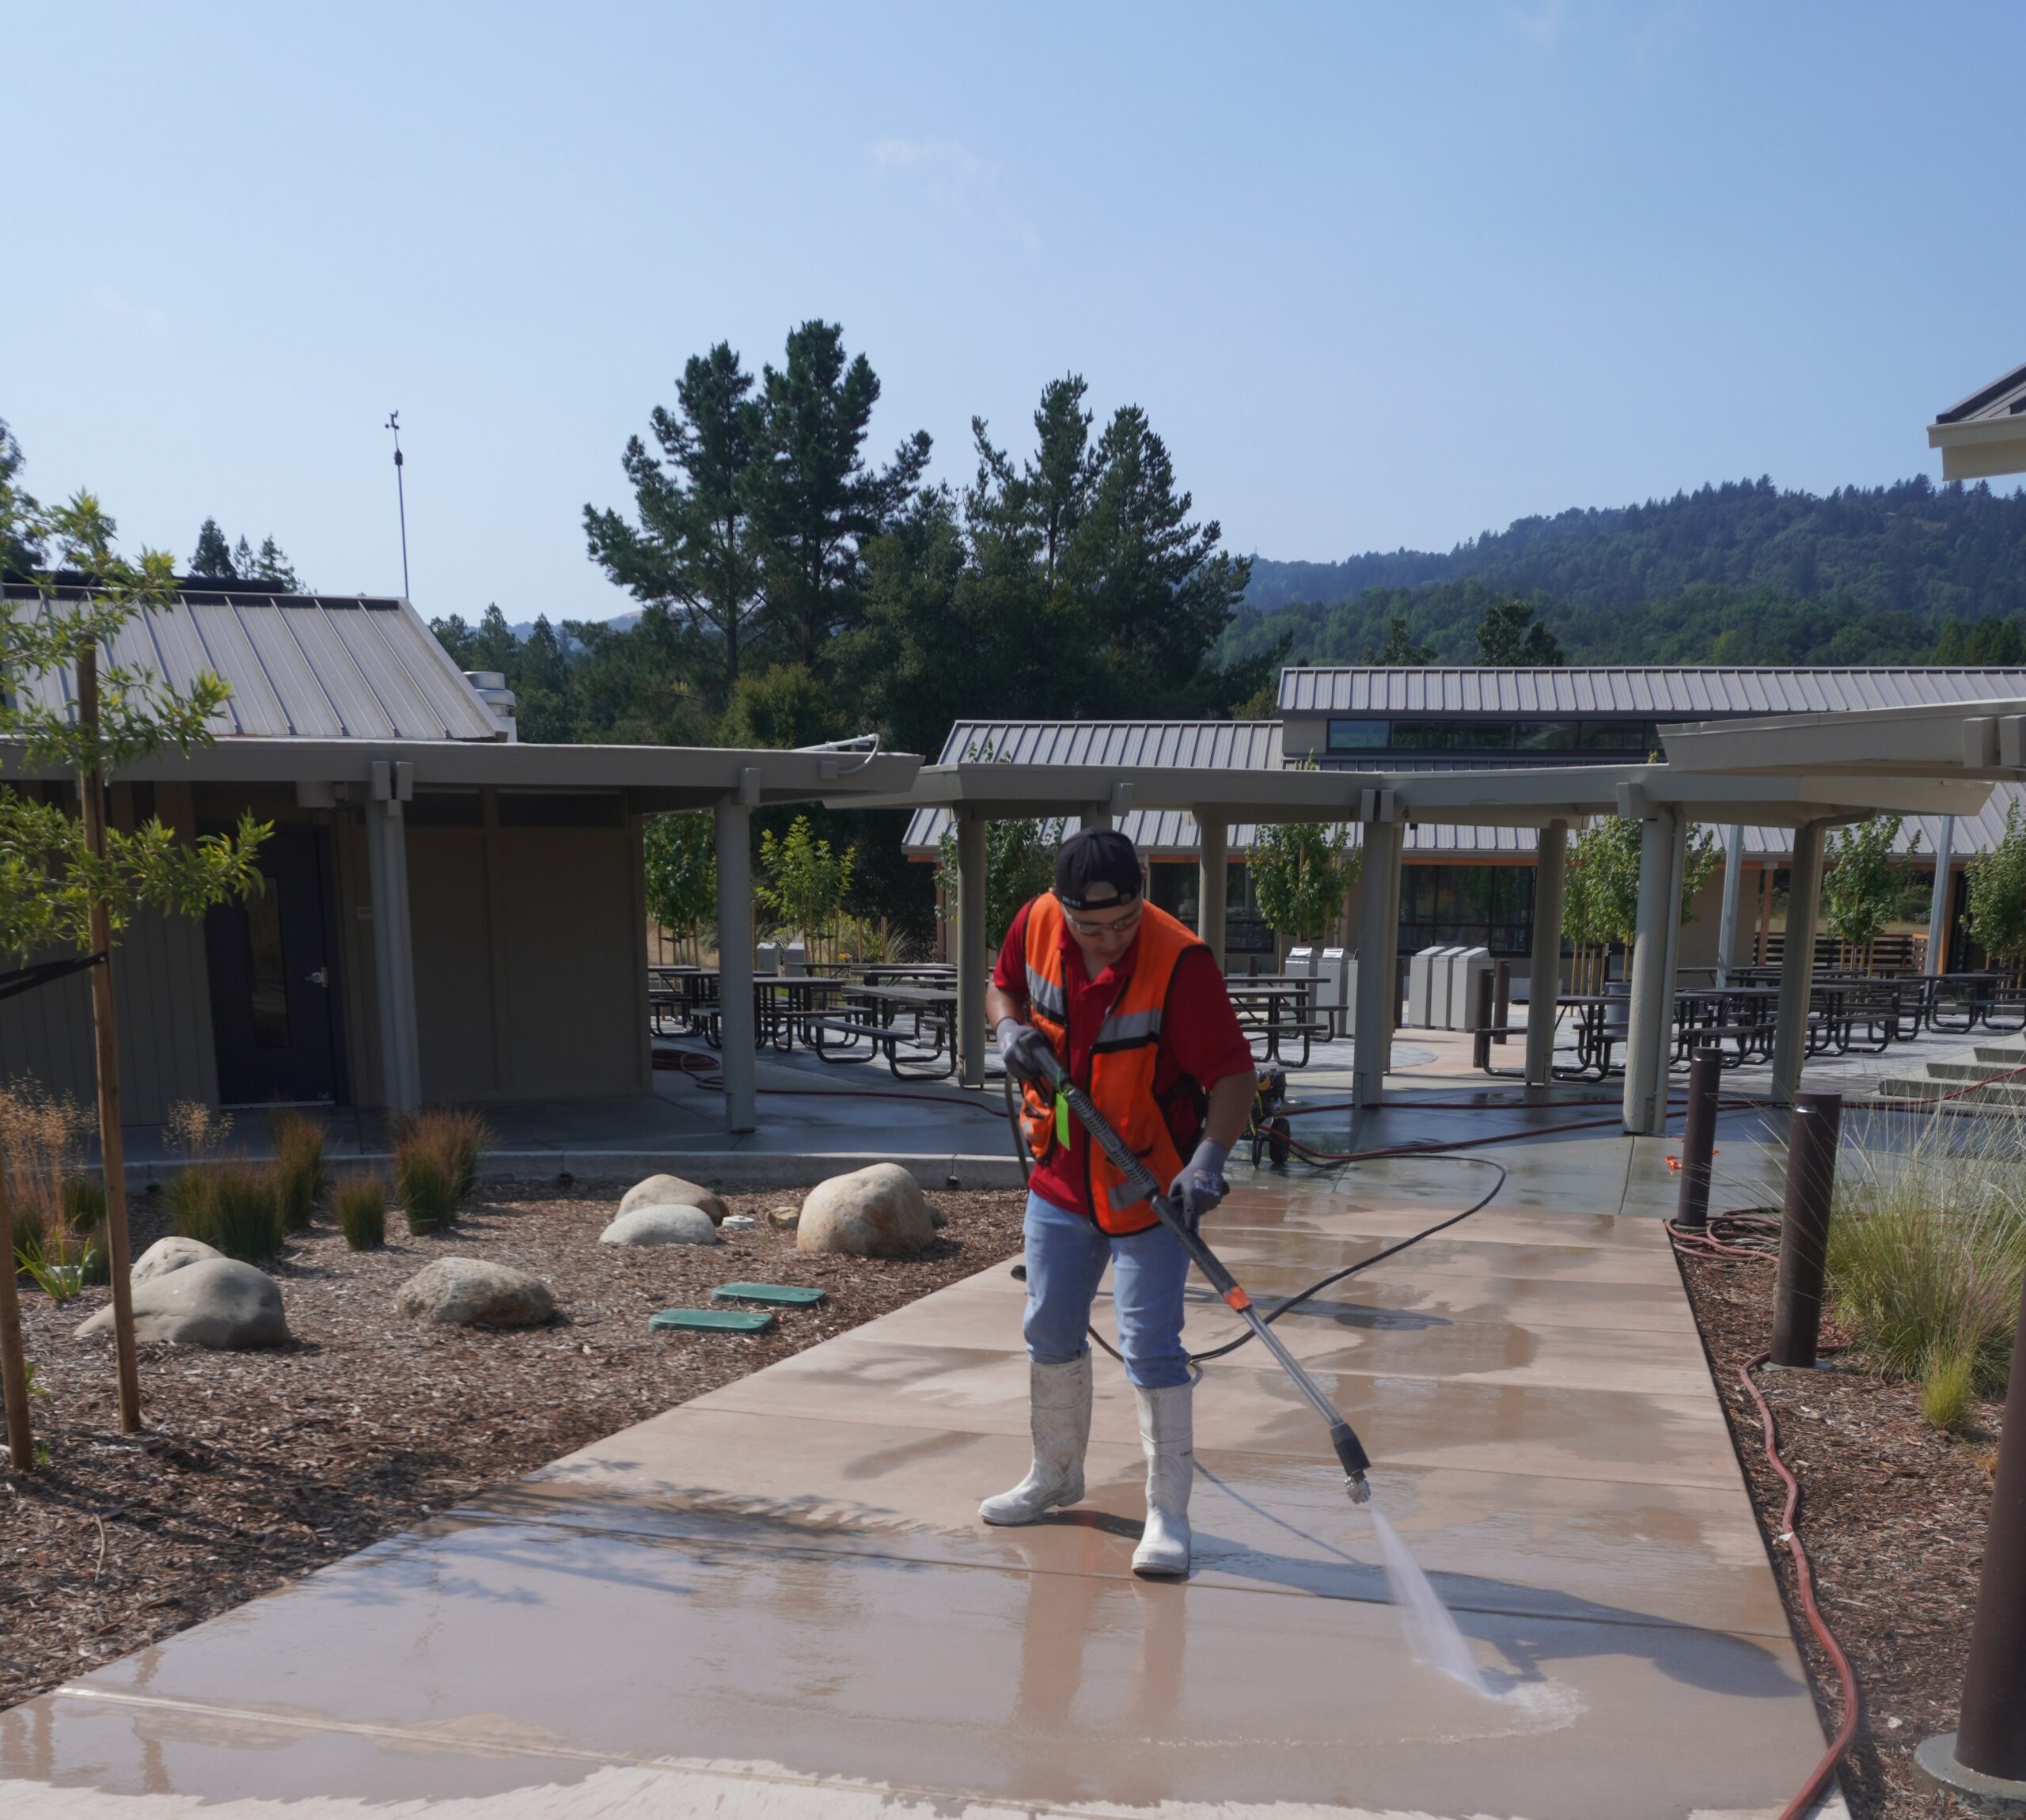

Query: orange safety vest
[[1019, 894, 1204, 1236]]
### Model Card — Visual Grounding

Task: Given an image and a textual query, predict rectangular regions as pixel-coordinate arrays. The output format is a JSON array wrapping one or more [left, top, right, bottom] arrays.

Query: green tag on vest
[[1054, 1090, 1070, 1147]]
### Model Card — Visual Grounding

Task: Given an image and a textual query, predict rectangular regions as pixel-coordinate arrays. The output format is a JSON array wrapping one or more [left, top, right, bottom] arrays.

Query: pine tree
[[1367, 615, 1434, 664], [189, 518, 234, 578], [1476, 598, 1565, 665]]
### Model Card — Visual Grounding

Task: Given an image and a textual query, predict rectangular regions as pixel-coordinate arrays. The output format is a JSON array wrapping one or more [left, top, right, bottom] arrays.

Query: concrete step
[[1972, 1045, 2026, 1067], [1876, 1075, 2026, 1108]]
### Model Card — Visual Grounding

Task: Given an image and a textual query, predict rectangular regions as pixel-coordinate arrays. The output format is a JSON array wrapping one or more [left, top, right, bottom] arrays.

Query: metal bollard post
[[1675, 1046, 1723, 1232], [1493, 959, 1511, 1046], [1770, 1092, 1842, 1368], [1918, 1268, 2026, 1796]]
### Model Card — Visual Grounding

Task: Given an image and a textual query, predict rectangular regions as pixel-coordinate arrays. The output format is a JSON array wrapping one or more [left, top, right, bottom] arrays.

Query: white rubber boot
[[979, 1354, 1093, 1526], [1131, 1382, 1193, 1579]]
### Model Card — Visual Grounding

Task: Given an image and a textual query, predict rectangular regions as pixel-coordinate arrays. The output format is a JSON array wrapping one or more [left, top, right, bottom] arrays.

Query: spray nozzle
[[1345, 1470, 1372, 1505]]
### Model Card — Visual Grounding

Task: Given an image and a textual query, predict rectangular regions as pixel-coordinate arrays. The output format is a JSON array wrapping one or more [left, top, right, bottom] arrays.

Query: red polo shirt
[[994, 898, 1256, 1219]]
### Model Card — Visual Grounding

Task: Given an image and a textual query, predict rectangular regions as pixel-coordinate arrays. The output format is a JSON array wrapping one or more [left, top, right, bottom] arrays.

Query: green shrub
[[271, 1111, 328, 1232], [393, 1110, 489, 1234], [336, 1178, 387, 1251], [1829, 1107, 2026, 1431], [174, 1162, 285, 1263], [62, 1177, 107, 1230], [396, 1149, 457, 1236], [13, 1227, 88, 1302]]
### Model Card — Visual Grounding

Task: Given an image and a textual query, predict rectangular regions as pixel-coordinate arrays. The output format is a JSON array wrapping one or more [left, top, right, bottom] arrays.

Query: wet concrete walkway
[[1, 1168, 1839, 1818]]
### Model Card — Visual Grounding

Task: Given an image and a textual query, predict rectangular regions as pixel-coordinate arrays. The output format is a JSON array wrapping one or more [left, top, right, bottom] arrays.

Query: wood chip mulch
[[1676, 1242, 2003, 1820], [1, 1181, 1028, 1716]]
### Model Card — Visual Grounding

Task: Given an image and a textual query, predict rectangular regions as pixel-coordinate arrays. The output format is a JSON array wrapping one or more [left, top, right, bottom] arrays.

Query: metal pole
[[956, 810, 988, 1088], [1925, 1265, 2026, 1788], [1196, 812, 1227, 968], [1353, 817, 1402, 1108], [1770, 1091, 1842, 1369], [1492, 957, 1511, 1046], [1526, 819, 1568, 1089], [386, 411, 411, 599], [1675, 1046, 1723, 1232], [1925, 814, 1956, 976], [1717, 825, 1744, 988], [713, 796, 757, 1134], [1473, 968, 1494, 1071], [1770, 822, 1827, 1106], [76, 645, 142, 1433], [1622, 809, 1677, 1136]]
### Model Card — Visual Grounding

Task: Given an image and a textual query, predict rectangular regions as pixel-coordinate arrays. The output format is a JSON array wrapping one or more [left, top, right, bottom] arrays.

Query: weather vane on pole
[[386, 411, 411, 599]]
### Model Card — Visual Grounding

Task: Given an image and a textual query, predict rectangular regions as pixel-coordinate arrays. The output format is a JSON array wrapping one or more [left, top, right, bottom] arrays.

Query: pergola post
[[714, 790, 757, 1134], [1770, 819, 1827, 1108], [957, 810, 988, 1087], [1926, 813, 1956, 975], [1525, 819, 1568, 1089], [1716, 824, 1745, 987], [1080, 801, 1112, 833], [1622, 806, 1681, 1136], [365, 760, 422, 1113], [1353, 811, 1402, 1109], [1196, 811, 1227, 969]]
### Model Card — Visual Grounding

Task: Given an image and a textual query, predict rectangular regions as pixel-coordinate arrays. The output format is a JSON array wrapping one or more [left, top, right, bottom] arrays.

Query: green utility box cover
[[711, 1282, 827, 1307], [650, 1306, 776, 1335]]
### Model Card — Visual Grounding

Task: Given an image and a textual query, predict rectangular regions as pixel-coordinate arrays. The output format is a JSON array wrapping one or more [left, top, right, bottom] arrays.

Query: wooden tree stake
[[0, 1181, 33, 1470], [75, 643, 143, 1433]]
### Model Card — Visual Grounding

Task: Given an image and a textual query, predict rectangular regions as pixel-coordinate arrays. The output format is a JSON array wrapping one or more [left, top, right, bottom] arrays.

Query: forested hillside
[[1226, 476, 2026, 668]]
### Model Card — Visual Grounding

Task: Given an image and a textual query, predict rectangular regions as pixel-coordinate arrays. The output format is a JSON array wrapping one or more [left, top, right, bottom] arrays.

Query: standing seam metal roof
[[1277, 667, 2026, 717], [2, 587, 504, 742], [1936, 362, 2026, 426]]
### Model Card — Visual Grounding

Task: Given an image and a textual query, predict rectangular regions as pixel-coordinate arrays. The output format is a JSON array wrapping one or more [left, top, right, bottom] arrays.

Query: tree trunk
[[0, 1183, 32, 1471], [75, 644, 143, 1433]]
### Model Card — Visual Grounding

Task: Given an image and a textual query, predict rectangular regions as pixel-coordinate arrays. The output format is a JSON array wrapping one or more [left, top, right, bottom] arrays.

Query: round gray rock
[[599, 1204, 722, 1248], [796, 1163, 935, 1258], [130, 1235, 224, 1285], [618, 1173, 727, 1226], [396, 1257, 556, 1328], [76, 1258, 288, 1349]]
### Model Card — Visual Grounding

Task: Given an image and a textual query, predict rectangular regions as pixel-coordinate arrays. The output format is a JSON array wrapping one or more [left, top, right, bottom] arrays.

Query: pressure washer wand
[[1032, 1052, 1372, 1503]]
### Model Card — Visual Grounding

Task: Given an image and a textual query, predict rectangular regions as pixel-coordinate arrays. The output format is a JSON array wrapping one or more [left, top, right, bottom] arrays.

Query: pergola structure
[[849, 757, 1990, 1135]]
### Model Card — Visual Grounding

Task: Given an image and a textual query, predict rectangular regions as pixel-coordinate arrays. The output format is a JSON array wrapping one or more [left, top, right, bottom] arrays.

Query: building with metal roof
[[1929, 359, 2026, 482], [2, 585, 917, 1133]]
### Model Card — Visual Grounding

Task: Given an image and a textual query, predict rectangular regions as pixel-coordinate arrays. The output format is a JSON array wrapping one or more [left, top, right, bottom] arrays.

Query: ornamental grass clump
[[1828, 1105, 2026, 1432], [271, 1110, 328, 1232], [174, 1161, 285, 1264], [393, 1109, 489, 1236], [335, 1177, 387, 1251]]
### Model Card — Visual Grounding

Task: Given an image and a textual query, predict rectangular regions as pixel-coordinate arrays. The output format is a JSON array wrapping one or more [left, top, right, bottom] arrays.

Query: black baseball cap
[[1054, 828, 1144, 910]]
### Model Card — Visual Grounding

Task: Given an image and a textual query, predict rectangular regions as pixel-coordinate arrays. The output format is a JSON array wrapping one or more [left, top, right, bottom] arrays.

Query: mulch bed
[[1, 1180, 1028, 1715], [1677, 1243, 2004, 1820]]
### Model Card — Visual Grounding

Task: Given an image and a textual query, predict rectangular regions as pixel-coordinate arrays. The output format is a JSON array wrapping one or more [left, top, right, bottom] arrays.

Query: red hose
[[1738, 1352, 1861, 1820]]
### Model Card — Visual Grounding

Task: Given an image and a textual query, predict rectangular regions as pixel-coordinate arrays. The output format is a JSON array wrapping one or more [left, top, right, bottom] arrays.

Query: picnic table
[[811, 980, 958, 1080], [1225, 975, 1328, 1067]]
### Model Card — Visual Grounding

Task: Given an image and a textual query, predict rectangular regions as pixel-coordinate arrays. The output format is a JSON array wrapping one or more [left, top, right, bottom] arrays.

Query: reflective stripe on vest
[[1018, 893, 1205, 1236]]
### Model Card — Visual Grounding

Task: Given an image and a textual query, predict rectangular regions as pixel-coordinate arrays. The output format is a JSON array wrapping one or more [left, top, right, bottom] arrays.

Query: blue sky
[[5, 2, 2020, 622]]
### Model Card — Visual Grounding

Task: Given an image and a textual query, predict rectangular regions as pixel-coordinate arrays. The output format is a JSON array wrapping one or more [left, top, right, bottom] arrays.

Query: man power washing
[[981, 827, 1257, 1579]]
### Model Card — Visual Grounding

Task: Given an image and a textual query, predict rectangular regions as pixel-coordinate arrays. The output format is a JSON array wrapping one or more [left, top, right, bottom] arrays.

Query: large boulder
[[76, 1258, 288, 1349], [599, 1204, 721, 1248], [396, 1257, 556, 1329], [618, 1173, 727, 1226], [796, 1163, 935, 1258], [130, 1235, 224, 1285]]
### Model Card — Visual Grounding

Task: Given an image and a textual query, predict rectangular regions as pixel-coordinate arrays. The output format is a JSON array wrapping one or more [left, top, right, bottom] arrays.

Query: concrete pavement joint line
[[429, 1500, 1777, 1639], [38, 1687, 1557, 1820]]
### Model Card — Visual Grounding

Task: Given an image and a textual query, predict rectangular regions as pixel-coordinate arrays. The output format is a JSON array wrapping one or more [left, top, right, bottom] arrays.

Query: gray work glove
[[1168, 1139, 1231, 1232], [997, 1018, 1057, 1092]]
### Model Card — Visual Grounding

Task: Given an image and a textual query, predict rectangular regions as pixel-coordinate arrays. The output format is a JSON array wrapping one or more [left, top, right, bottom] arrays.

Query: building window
[[1397, 864, 1536, 957], [1327, 718, 1389, 750]]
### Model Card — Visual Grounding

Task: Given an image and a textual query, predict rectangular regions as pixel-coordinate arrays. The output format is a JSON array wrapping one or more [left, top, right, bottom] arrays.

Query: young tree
[[1250, 822, 1360, 961], [1561, 817, 1719, 991], [1823, 815, 1911, 970], [935, 816, 1063, 951], [1, 487, 267, 1441], [1476, 598, 1565, 666], [643, 812, 718, 964], [1, 421, 43, 578], [1966, 802, 2026, 977], [757, 815, 856, 960], [189, 517, 233, 578], [583, 342, 768, 700]]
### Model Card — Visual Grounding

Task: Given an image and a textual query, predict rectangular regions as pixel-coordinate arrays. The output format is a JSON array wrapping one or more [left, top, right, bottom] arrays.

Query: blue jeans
[[1021, 1191, 1192, 1390]]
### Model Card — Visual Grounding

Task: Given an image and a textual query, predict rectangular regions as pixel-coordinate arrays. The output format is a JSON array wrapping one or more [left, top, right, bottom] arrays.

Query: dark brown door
[[205, 828, 343, 1105]]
